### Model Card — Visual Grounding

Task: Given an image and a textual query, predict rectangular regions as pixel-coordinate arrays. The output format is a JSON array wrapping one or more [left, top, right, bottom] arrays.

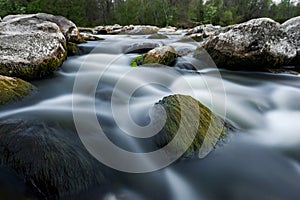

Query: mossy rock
[[0, 119, 106, 199], [143, 46, 178, 66], [153, 94, 226, 156], [0, 75, 33, 105], [130, 46, 179, 67], [130, 55, 144, 67], [67, 42, 79, 56]]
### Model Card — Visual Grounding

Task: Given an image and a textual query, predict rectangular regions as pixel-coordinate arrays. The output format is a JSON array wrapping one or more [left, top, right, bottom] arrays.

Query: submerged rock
[[131, 46, 179, 67], [282, 16, 300, 66], [0, 119, 106, 198], [0, 14, 67, 79], [0, 75, 33, 105], [152, 95, 226, 156], [198, 18, 296, 70]]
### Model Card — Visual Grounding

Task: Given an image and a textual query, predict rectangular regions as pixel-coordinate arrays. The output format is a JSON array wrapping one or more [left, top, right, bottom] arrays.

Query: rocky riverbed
[[0, 13, 300, 199]]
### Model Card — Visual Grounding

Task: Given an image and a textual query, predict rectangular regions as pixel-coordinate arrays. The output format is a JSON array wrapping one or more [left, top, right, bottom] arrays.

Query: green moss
[[0, 76, 34, 105], [154, 94, 226, 156], [130, 55, 144, 67], [67, 42, 79, 56]]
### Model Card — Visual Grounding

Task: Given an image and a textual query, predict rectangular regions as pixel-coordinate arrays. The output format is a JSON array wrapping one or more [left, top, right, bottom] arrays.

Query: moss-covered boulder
[[0, 75, 33, 105], [0, 14, 67, 80], [131, 46, 179, 67], [152, 95, 226, 156], [198, 18, 296, 70], [282, 16, 300, 66], [0, 119, 106, 199]]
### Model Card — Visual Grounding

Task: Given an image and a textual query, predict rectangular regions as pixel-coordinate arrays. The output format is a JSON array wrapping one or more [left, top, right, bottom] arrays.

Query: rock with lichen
[[0, 75, 33, 105], [0, 14, 68, 80], [152, 94, 226, 157], [198, 18, 296, 70], [0, 119, 106, 198], [282, 16, 300, 66], [131, 46, 179, 67]]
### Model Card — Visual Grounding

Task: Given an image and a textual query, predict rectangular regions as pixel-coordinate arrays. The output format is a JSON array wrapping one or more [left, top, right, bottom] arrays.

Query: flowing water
[[1, 34, 300, 199]]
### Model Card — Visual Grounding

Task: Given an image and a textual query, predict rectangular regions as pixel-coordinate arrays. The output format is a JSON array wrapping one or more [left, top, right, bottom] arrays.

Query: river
[[1, 33, 300, 200]]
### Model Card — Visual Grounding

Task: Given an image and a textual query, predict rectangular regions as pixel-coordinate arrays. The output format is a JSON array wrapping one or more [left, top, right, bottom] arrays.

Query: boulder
[[0, 14, 67, 79], [186, 24, 221, 38], [198, 18, 297, 70], [158, 26, 179, 35], [2, 13, 83, 43], [78, 27, 94, 34], [126, 25, 159, 35], [0, 119, 106, 198], [80, 33, 104, 41], [0, 75, 33, 105], [152, 95, 226, 156], [282, 16, 300, 66], [131, 46, 179, 66]]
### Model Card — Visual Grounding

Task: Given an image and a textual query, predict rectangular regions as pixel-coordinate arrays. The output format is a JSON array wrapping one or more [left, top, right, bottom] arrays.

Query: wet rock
[[67, 42, 79, 56], [0, 75, 33, 105], [282, 16, 300, 66], [126, 25, 159, 35], [94, 24, 124, 35], [80, 33, 104, 41], [143, 46, 178, 66], [131, 46, 179, 66], [125, 42, 162, 54], [0, 14, 68, 79], [152, 95, 226, 156], [94, 26, 107, 34], [78, 27, 94, 34], [198, 18, 296, 70], [158, 26, 179, 35], [186, 24, 221, 38], [0, 119, 106, 198]]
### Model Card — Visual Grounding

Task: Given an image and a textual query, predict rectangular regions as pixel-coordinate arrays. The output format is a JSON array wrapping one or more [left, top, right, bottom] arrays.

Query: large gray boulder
[[198, 18, 297, 70], [2, 13, 83, 43], [0, 14, 68, 79], [282, 16, 300, 66], [0, 119, 106, 198]]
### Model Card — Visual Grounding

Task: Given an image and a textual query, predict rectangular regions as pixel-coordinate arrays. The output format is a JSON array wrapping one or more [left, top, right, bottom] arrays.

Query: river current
[[1, 34, 300, 200]]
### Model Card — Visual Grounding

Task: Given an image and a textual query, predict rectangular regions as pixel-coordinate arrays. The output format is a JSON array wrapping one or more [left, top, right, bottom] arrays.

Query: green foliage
[[0, 0, 299, 26]]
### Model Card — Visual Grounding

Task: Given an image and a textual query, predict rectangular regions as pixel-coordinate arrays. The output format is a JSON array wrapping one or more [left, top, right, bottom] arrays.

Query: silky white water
[[1, 34, 300, 199]]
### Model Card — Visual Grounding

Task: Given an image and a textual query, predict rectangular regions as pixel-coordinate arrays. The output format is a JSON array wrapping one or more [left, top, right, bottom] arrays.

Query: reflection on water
[[1, 34, 300, 199]]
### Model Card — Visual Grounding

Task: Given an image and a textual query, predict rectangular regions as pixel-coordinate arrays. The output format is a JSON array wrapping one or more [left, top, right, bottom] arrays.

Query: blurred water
[[1, 34, 300, 199]]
